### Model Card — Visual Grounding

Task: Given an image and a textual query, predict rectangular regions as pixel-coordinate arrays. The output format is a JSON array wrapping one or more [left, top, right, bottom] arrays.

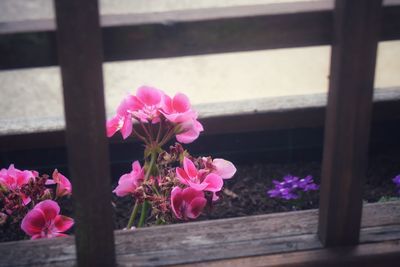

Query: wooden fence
[[0, 0, 400, 266]]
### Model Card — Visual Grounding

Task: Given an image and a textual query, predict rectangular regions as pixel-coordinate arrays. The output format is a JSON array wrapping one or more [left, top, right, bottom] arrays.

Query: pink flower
[[170, 187, 207, 220], [106, 95, 137, 139], [131, 86, 164, 123], [161, 93, 197, 123], [176, 157, 223, 192], [113, 161, 145, 197], [212, 159, 236, 179], [0, 164, 36, 205], [0, 164, 36, 191], [46, 169, 72, 197], [176, 119, 204, 144], [21, 200, 74, 239]]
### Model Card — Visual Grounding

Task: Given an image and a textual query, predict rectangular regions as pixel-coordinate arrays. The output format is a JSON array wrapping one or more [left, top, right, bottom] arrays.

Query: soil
[[2, 153, 399, 243]]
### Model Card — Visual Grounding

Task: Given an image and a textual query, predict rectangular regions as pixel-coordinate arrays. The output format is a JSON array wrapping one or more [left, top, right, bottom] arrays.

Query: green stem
[[138, 201, 150, 227], [158, 125, 177, 147], [126, 200, 140, 229], [156, 121, 163, 143]]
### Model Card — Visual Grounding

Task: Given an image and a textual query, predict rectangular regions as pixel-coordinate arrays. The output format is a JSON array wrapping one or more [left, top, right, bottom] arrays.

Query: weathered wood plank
[[178, 240, 400, 267], [54, 0, 116, 266], [318, 0, 383, 246], [2, 89, 400, 152], [0, 202, 398, 267], [1, 1, 400, 70]]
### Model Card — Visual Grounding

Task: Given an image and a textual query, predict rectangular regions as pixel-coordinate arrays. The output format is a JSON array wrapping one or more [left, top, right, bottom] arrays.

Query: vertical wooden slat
[[318, 0, 383, 247], [54, 0, 116, 266]]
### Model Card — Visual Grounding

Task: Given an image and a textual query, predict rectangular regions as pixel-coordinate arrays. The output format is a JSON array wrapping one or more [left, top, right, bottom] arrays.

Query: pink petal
[[161, 94, 173, 114], [212, 159, 237, 179], [182, 187, 204, 202], [187, 197, 207, 219], [136, 86, 162, 106], [212, 192, 220, 202], [132, 161, 142, 174], [187, 180, 209, 191], [113, 179, 136, 197], [117, 95, 143, 115], [54, 215, 74, 232], [203, 173, 223, 192], [176, 120, 203, 144], [53, 170, 72, 197], [21, 209, 45, 236], [164, 110, 197, 123], [183, 157, 198, 178], [171, 187, 184, 219], [120, 114, 133, 139], [35, 200, 60, 221], [172, 93, 191, 113], [176, 167, 190, 186], [118, 173, 132, 183], [21, 194, 31, 206], [17, 170, 34, 186], [106, 116, 121, 137], [45, 179, 56, 185]]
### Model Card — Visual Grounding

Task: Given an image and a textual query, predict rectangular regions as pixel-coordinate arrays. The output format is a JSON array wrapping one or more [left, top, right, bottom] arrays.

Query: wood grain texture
[[318, 0, 383, 247], [1, 1, 400, 70], [54, 0, 116, 266], [0, 202, 399, 267], [176, 240, 400, 267], [2, 89, 400, 152]]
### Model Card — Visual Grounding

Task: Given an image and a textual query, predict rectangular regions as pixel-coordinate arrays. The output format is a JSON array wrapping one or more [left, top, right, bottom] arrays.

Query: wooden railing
[[0, 0, 400, 266]]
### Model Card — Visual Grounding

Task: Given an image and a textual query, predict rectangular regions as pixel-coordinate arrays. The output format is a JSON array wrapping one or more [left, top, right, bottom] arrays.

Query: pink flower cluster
[[172, 157, 236, 220], [107, 86, 203, 144], [109, 86, 237, 228], [0, 165, 73, 240]]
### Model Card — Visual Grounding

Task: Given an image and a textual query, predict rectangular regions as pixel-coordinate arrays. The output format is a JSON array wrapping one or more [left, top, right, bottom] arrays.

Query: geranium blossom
[[106, 95, 136, 139], [21, 200, 74, 239], [0, 164, 36, 205], [46, 169, 72, 198], [161, 93, 197, 123], [131, 86, 164, 123], [108, 87, 236, 227], [171, 187, 207, 220], [176, 157, 223, 192], [0, 164, 36, 191], [113, 161, 145, 197], [176, 119, 204, 144]]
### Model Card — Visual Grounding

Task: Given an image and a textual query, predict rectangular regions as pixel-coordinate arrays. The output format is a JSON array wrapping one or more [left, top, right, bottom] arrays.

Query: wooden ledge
[[0, 201, 399, 267]]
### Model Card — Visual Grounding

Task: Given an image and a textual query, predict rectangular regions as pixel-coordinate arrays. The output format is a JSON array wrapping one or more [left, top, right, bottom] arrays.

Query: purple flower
[[393, 175, 400, 194], [267, 174, 319, 200]]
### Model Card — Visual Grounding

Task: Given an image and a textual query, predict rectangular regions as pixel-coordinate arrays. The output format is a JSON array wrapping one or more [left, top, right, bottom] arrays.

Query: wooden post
[[318, 0, 383, 246], [54, 0, 116, 266]]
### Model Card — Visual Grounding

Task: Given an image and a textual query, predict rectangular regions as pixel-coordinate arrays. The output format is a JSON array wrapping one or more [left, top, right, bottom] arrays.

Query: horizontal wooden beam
[[1, 89, 400, 152], [179, 240, 400, 267], [0, 201, 398, 266], [0, 0, 399, 70]]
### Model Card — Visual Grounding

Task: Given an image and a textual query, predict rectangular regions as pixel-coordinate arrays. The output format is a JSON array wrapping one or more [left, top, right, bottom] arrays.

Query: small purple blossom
[[267, 174, 319, 200], [393, 175, 400, 194]]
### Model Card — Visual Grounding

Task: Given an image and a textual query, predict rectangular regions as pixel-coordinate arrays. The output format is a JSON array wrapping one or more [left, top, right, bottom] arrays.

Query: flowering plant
[[107, 86, 236, 228], [0, 164, 73, 239], [267, 174, 318, 200]]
